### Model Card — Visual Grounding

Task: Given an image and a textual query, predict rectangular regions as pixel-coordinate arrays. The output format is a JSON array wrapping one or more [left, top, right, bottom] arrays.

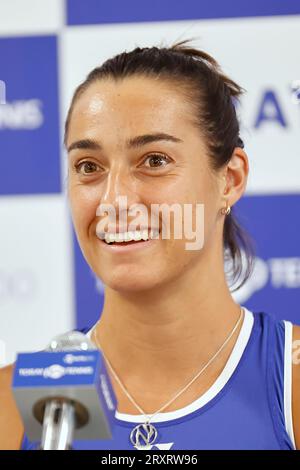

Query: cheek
[[175, 173, 219, 246], [68, 188, 99, 238]]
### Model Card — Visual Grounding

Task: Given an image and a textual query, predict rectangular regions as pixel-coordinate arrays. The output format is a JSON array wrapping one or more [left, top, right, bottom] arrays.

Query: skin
[[0, 75, 299, 449], [0, 364, 24, 449]]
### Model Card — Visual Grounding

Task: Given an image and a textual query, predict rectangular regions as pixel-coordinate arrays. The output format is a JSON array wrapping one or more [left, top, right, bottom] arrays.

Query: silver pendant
[[130, 422, 158, 449]]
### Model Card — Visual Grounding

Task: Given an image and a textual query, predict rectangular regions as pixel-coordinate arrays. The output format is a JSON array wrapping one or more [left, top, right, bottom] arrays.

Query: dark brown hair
[[64, 39, 255, 292]]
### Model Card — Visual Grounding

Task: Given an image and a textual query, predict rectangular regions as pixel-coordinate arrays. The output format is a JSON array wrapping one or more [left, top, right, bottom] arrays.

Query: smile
[[101, 229, 159, 244], [96, 228, 160, 252]]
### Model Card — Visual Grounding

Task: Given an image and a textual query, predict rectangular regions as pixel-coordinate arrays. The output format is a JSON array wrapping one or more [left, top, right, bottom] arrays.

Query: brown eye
[[142, 154, 171, 169], [75, 161, 102, 175]]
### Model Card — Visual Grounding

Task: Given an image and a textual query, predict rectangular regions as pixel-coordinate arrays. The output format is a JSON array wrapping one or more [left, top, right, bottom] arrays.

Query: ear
[[221, 148, 249, 206]]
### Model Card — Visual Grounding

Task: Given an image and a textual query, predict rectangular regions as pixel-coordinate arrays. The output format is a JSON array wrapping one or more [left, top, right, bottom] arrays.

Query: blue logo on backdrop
[[254, 90, 288, 128], [235, 87, 299, 131], [235, 195, 300, 325], [0, 36, 61, 195]]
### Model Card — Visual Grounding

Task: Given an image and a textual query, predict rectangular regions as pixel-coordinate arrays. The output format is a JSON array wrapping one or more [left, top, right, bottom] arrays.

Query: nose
[[96, 164, 141, 227]]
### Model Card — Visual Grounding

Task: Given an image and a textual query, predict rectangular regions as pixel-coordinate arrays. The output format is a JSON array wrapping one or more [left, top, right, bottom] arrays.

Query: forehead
[[67, 77, 196, 143]]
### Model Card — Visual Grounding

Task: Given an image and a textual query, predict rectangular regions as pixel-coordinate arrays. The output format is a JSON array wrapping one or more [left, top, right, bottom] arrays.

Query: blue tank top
[[20, 308, 296, 450]]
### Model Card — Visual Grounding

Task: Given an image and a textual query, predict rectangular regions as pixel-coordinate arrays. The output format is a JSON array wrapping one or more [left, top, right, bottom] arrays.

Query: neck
[[93, 255, 242, 389]]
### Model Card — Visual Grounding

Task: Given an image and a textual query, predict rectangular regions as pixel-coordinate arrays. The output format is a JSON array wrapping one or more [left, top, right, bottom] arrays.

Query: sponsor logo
[[18, 364, 94, 379], [0, 99, 43, 130], [63, 353, 95, 364], [231, 255, 300, 303], [43, 364, 65, 379], [236, 87, 300, 131]]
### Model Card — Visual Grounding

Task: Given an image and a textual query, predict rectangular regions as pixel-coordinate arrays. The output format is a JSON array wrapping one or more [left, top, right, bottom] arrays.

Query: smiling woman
[[64, 43, 253, 295], [2, 39, 300, 451]]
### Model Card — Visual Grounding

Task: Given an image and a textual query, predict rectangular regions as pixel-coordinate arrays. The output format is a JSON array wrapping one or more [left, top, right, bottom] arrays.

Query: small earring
[[221, 202, 231, 216]]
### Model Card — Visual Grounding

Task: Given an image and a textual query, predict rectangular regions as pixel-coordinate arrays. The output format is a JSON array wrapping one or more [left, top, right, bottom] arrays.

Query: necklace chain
[[92, 306, 244, 424]]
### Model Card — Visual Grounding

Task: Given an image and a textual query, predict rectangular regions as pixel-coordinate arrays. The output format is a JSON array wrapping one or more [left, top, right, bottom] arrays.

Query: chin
[[98, 265, 165, 294]]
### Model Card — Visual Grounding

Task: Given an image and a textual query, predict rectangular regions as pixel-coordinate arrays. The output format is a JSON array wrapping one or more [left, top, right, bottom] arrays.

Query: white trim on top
[[87, 307, 254, 423], [86, 328, 93, 340], [283, 320, 296, 450]]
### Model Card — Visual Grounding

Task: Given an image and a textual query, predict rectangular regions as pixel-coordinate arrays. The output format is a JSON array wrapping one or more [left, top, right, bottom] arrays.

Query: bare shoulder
[[292, 325, 300, 450], [0, 363, 24, 450]]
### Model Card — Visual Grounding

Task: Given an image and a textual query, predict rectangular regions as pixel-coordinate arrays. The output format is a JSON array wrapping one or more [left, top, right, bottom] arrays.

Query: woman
[[1, 40, 300, 450]]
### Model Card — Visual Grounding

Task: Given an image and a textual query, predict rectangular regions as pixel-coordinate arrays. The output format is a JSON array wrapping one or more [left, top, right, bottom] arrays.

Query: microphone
[[12, 331, 117, 450]]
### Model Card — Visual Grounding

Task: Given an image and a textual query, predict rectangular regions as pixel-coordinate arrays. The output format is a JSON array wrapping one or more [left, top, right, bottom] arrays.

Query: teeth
[[134, 232, 142, 241], [115, 233, 124, 242], [104, 233, 116, 244], [102, 229, 159, 244], [142, 229, 148, 241]]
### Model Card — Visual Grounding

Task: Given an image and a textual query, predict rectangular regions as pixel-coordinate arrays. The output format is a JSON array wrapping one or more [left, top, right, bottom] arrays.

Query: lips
[[97, 233, 159, 253]]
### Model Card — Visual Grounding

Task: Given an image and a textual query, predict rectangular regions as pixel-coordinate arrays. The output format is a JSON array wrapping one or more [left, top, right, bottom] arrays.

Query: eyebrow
[[67, 133, 183, 153]]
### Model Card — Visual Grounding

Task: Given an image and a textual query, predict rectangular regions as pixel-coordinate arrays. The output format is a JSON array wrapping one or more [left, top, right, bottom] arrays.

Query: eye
[[74, 160, 103, 175], [141, 153, 172, 169]]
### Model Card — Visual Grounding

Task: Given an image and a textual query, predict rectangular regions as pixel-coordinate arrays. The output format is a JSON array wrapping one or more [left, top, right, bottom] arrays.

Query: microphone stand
[[40, 400, 75, 450]]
